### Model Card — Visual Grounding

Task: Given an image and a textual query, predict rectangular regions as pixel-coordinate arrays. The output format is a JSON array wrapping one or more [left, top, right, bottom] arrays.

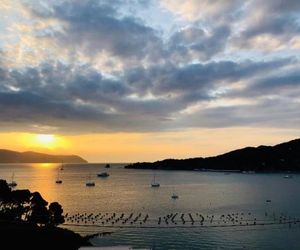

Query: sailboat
[[151, 172, 160, 187], [55, 168, 62, 184], [86, 173, 95, 187], [8, 173, 17, 188], [60, 162, 64, 170]]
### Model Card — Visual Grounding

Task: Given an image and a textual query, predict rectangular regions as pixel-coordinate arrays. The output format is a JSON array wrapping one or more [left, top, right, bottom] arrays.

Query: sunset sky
[[0, 0, 300, 162]]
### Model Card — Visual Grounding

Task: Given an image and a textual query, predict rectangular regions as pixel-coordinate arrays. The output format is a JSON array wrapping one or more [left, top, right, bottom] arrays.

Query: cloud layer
[[0, 0, 300, 133]]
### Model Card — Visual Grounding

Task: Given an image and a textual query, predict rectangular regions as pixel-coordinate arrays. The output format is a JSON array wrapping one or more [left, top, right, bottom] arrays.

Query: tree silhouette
[[0, 179, 65, 227], [28, 192, 49, 225], [49, 202, 65, 226]]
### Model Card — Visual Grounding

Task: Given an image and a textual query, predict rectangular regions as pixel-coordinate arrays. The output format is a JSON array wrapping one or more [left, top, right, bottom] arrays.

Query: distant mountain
[[125, 138, 300, 172], [0, 149, 87, 163]]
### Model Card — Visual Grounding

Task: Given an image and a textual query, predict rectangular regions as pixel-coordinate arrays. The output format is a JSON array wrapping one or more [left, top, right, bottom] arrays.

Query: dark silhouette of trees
[[49, 202, 65, 226], [28, 192, 49, 225], [0, 179, 64, 227]]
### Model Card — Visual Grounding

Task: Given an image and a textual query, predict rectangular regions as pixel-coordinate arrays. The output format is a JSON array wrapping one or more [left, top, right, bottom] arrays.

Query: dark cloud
[[229, 70, 300, 98], [0, 56, 296, 133], [126, 58, 291, 97]]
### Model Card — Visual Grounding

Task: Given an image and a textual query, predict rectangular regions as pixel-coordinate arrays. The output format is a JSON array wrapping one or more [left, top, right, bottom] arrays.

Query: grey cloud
[[125, 58, 291, 98], [167, 25, 231, 61], [235, 0, 300, 47], [230, 70, 300, 98], [241, 15, 300, 39], [0, 57, 295, 133], [27, 0, 163, 62], [179, 98, 300, 129]]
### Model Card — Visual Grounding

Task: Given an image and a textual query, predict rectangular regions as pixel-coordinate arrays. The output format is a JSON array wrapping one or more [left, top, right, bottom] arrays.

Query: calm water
[[1, 163, 300, 249]]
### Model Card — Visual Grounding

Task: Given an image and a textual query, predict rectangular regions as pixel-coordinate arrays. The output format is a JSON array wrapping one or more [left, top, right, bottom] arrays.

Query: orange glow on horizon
[[0, 128, 298, 162], [18, 133, 69, 151]]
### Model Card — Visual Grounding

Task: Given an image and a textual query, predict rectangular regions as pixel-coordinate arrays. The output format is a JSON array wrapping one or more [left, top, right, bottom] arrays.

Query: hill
[[125, 138, 300, 172], [0, 149, 87, 163]]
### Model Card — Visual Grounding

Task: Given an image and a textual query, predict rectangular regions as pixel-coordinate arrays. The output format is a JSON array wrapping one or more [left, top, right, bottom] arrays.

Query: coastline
[[125, 138, 300, 172]]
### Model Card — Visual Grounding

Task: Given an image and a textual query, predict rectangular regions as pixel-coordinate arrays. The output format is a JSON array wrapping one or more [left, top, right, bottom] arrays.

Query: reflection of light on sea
[[29, 163, 60, 204], [34, 163, 58, 168]]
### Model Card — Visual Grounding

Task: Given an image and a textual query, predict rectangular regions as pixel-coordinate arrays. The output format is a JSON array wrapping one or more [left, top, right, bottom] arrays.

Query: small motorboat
[[284, 175, 293, 179], [171, 193, 179, 199], [86, 181, 95, 187], [266, 199, 271, 202], [97, 172, 109, 177]]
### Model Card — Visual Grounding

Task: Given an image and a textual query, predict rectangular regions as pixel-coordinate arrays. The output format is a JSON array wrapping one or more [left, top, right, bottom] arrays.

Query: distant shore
[[125, 138, 300, 172], [0, 149, 87, 163]]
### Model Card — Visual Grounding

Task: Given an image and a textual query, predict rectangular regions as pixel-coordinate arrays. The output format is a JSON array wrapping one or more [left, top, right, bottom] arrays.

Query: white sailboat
[[56, 168, 62, 184], [86, 173, 95, 187], [8, 173, 17, 188], [151, 172, 160, 187]]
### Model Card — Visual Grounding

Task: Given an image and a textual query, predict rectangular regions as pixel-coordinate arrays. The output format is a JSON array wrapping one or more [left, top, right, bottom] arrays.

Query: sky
[[0, 0, 300, 162]]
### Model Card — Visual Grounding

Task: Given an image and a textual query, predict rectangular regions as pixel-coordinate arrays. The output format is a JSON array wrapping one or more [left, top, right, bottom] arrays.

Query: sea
[[1, 163, 300, 250]]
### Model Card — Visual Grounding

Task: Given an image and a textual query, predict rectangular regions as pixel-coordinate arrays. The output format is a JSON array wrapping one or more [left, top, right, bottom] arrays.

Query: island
[[0, 149, 87, 163], [125, 138, 300, 172]]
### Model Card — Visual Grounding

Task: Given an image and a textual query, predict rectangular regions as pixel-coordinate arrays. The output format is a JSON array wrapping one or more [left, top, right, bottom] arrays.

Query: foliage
[[0, 179, 64, 227]]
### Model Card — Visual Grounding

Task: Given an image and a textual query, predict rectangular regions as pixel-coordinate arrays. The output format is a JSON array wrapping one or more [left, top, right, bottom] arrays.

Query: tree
[[0, 179, 65, 227], [49, 202, 65, 226], [27, 192, 49, 225]]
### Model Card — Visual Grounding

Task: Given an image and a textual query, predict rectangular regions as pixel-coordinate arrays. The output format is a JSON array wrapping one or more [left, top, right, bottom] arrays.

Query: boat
[[171, 187, 178, 199], [55, 168, 62, 184], [284, 175, 293, 179], [86, 181, 95, 187], [105, 164, 110, 168], [60, 162, 64, 170], [8, 173, 17, 188], [171, 193, 179, 199], [151, 172, 160, 187], [86, 174, 95, 186], [97, 172, 109, 177]]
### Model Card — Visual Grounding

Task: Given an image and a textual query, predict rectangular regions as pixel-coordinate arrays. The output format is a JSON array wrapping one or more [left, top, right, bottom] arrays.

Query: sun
[[34, 134, 57, 148], [36, 134, 55, 144], [19, 133, 69, 151]]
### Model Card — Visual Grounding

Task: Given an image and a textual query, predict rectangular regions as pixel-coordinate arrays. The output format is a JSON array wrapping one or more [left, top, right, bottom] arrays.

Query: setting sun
[[33, 134, 57, 149], [17, 133, 69, 151], [36, 134, 55, 145]]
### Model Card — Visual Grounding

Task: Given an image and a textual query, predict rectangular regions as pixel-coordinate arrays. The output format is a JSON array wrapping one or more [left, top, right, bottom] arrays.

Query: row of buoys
[[64, 211, 300, 228], [65, 212, 151, 225]]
